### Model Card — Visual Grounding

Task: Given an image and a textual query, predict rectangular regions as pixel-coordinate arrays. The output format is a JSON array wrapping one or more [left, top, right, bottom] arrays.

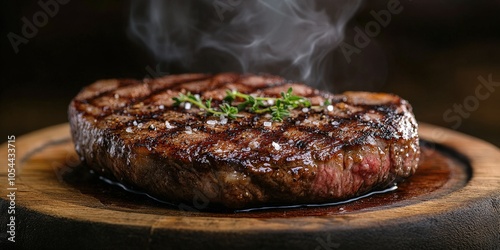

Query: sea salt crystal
[[137, 123, 144, 129], [126, 127, 133, 133], [327, 105, 334, 111], [249, 141, 260, 149], [219, 115, 228, 125], [165, 121, 176, 129], [272, 141, 281, 150], [159, 105, 165, 110], [185, 102, 192, 110], [185, 126, 192, 134], [206, 120, 217, 125], [302, 108, 309, 113], [263, 121, 272, 127], [133, 120, 138, 126]]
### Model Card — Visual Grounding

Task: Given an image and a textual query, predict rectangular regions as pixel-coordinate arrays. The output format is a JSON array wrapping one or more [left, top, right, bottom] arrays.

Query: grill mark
[[78, 75, 213, 123], [100, 75, 292, 143], [112, 75, 212, 113], [114, 109, 402, 166], [83, 79, 141, 103], [74, 73, 417, 167], [147, 75, 212, 95]]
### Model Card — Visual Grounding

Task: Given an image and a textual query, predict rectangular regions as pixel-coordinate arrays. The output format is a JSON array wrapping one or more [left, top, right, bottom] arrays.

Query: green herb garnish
[[173, 93, 239, 119], [173, 87, 313, 121]]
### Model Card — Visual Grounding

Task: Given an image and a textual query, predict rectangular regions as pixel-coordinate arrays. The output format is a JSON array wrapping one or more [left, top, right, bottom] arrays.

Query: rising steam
[[128, 0, 362, 89]]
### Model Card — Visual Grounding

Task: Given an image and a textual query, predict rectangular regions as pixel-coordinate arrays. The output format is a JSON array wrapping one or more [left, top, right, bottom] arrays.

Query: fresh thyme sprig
[[173, 88, 313, 121], [173, 93, 240, 119]]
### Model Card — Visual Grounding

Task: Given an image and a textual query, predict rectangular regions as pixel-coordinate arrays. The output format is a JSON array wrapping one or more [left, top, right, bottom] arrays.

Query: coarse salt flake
[[263, 121, 272, 127], [327, 105, 334, 111], [249, 141, 260, 149], [165, 121, 176, 129], [272, 141, 281, 150]]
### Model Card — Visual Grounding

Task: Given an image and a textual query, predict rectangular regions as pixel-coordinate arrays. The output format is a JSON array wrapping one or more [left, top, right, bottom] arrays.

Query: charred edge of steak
[[69, 73, 420, 209]]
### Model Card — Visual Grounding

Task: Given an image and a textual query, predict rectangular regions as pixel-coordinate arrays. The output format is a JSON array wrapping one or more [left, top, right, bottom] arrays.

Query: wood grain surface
[[0, 123, 499, 249]]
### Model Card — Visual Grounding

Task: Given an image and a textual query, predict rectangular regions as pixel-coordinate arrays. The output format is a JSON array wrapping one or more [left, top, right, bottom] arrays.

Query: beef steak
[[69, 73, 420, 209]]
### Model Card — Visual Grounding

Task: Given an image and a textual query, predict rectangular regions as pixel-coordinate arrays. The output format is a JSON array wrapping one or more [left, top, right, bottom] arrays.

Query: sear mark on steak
[[69, 73, 420, 209]]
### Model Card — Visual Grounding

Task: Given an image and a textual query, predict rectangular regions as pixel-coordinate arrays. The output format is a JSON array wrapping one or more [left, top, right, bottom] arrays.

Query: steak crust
[[69, 73, 420, 209]]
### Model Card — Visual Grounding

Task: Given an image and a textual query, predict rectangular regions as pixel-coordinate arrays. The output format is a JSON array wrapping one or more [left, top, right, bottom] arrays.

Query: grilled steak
[[69, 73, 420, 209]]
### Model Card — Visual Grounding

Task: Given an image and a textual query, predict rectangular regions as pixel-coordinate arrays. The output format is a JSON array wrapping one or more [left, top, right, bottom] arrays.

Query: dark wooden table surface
[[1, 0, 499, 148]]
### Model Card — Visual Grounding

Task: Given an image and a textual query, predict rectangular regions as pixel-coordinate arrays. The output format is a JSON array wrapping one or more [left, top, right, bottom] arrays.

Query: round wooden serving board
[[1, 123, 499, 249]]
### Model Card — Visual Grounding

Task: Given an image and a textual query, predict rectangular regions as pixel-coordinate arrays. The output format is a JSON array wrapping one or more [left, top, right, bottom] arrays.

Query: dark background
[[1, 0, 499, 147]]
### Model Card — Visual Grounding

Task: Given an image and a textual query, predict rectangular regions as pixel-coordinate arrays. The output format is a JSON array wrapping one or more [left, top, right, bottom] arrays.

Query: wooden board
[[1, 123, 499, 249]]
